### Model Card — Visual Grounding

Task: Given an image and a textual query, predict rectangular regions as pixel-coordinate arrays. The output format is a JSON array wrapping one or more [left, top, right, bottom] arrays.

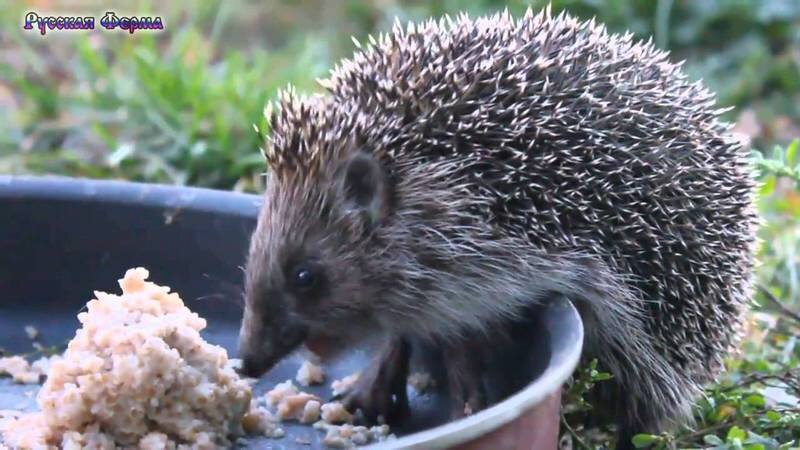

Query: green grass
[[1, 0, 799, 448]]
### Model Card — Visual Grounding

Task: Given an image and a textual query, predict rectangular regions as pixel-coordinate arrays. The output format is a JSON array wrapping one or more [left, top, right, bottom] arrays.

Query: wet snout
[[237, 308, 309, 378]]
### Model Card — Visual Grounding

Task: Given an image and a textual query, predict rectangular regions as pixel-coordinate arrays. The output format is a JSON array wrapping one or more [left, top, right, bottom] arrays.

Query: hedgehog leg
[[336, 335, 411, 425], [614, 425, 640, 450], [444, 338, 487, 419]]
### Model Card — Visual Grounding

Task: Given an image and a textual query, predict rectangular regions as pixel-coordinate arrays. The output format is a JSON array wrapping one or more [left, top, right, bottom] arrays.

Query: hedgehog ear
[[340, 152, 388, 229]]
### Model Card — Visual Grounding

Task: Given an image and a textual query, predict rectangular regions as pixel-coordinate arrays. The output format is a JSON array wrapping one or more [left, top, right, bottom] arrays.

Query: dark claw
[[445, 339, 488, 420], [337, 336, 411, 425]]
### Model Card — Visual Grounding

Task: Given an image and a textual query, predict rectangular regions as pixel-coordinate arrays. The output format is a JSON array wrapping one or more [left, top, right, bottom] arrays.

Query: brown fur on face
[[238, 102, 392, 376]]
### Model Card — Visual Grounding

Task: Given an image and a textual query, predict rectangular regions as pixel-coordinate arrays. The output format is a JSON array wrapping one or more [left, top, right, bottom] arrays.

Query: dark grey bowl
[[0, 176, 583, 450]]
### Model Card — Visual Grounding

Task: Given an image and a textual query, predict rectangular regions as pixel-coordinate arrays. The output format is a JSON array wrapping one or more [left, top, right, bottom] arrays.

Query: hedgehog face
[[238, 151, 391, 377]]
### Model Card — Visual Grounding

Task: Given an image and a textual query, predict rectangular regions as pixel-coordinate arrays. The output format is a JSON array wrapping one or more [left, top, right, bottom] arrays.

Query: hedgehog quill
[[237, 7, 758, 449]]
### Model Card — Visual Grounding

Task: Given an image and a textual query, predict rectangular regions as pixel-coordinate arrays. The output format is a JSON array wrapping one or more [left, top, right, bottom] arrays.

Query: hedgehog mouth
[[304, 331, 345, 360]]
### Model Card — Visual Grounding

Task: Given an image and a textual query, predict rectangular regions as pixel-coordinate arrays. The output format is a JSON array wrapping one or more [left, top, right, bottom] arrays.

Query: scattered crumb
[[370, 425, 392, 439], [266, 380, 299, 407], [464, 402, 473, 416], [323, 432, 350, 448], [320, 402, 354, 424], [24, 326, 38, 341], [301, 400, 322, 424], [296, 360, 325, 386], [276, 393, 321, 422], [0, 356, 41, 384], [331, 372, 360, 396], [264, 380, 323, 424], [295, 436, 312, 445], [241, 405, 285, 439], [408, 372, 435, 393], [314, 421, 393, 448]]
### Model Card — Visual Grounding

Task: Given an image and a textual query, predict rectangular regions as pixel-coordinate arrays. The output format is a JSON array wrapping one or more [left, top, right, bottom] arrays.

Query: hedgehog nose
[[237, 312, 276, 378], [239, 354, 270, 378]]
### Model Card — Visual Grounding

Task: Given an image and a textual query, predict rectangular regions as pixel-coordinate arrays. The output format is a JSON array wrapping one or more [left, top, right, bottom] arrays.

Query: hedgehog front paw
[[445, 342, 487, 420], [335, 336, 410, 425]]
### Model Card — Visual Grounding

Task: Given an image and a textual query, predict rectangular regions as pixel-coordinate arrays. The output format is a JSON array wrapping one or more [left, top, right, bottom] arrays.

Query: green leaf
[[705, 435, 726, 445], [631, 434, 659, 448], [758, 175, 776, 196], [744, 394, 765, 407], [753, 359, 772, 372], [786, 139, 799, 166], [727, 426, 747, 441]]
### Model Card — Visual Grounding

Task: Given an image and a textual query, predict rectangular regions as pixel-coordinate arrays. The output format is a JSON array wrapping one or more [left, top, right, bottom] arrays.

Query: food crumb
[[265, 380, 299, 407], [23, 326, 38, 341], [408, 372, 435, 393], [0, 356, 40, 385], [323, 432, 350, 448], [331, 372, 360, 396], [315, 421, 393, 448], [276, 393, 321, 422], [295, 436, 312, 445], [241, 405, 284, 439], [296, 360, 325, 386], [464, 402, 473, 416], [301, 400, 322, 424], [320, 402, 354, 424], [371, 424, 392, 439]]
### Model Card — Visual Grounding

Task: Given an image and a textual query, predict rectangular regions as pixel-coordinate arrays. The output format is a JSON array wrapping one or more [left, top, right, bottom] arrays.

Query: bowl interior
[[0, 176, 576, 449]]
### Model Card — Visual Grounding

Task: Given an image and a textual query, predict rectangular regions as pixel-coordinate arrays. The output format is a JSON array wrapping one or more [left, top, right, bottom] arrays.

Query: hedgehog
[[237, 7, 759, 449]]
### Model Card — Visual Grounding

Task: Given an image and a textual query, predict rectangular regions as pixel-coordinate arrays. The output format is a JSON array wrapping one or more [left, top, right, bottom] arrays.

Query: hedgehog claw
[[445, 340, 487, 420], [339, 336, 410, 425]]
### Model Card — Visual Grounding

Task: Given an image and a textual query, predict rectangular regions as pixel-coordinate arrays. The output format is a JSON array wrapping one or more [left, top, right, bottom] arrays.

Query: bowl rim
[[0, 174, 262, 218], [369, 298, 583, 450]]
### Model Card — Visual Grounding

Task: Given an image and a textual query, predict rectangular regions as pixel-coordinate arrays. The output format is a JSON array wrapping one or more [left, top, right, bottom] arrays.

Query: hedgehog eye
[[291, 265, 317, 291]]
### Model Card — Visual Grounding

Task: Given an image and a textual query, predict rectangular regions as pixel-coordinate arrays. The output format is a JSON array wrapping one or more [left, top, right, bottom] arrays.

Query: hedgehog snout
[[237, 294, 308, 378]]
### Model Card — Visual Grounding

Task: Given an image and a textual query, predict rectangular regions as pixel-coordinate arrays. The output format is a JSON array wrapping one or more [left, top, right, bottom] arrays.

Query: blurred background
[[1, 0, 799, 447]]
